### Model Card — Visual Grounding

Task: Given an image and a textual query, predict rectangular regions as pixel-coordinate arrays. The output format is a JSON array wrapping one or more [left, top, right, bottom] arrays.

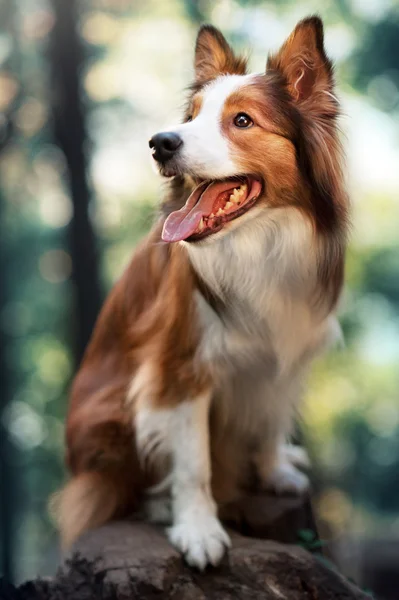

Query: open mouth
[[161, 176, 263, 242]]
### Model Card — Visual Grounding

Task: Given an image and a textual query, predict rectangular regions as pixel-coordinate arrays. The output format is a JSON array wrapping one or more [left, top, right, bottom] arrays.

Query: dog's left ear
[[267, 16, 334, 104], [195, 25, 247, 82]]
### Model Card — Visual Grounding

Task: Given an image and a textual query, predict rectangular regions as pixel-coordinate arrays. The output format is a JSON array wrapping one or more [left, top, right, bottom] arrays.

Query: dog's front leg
[[167, 392, 230, 569], [136, 389, 230, 569]]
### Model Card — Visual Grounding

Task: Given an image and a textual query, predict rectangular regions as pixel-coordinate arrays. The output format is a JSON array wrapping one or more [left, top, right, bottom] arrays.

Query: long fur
[[51, 472, 123, 549], [54, 16, 349, 566]]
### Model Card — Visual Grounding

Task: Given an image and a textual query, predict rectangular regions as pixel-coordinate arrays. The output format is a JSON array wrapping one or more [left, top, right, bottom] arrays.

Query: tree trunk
[[48, 0, 102, 365]]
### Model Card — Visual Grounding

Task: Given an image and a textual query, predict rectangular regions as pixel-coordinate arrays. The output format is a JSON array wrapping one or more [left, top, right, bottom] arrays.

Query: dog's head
[[150, 17, 346, 244]]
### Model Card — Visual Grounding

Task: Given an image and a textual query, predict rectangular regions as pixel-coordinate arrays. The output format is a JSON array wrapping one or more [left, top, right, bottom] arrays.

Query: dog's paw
[[266, 461, 310, 495], [168, 515, 231, 570], [281, 444, 310, 469]]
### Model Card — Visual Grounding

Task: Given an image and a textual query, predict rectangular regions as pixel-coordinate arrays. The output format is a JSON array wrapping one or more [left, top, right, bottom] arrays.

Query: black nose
[[149, 132, 183, 163]]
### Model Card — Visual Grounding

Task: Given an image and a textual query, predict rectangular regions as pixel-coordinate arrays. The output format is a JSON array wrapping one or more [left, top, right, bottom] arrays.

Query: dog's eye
[[186, 115, 193, 123], [233, 113, 253, 128]]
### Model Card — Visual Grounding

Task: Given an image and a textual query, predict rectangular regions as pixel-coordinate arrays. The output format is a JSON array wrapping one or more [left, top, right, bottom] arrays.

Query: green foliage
[[296, 528, 326, 551], [352, 9, 399, 113]]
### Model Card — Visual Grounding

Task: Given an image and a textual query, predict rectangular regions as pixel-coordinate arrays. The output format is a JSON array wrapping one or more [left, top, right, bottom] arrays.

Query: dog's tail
[[50, 470, 131, 549]]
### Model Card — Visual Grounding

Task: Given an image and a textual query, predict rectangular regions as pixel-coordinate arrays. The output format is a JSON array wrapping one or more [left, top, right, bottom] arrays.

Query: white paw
[[281, 444, 310, 469], [266, 461, 310, 495], [168, 515, 231, 570]]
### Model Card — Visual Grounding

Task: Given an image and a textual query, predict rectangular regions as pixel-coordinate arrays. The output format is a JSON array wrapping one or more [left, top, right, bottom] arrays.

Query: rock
[[10, 495, 370, 599], [56, 520, 368, 599], [222, 492, 319, 544]]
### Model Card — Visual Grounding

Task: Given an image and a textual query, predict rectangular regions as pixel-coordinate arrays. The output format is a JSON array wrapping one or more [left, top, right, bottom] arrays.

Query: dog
[[54, 15, 348, 570]]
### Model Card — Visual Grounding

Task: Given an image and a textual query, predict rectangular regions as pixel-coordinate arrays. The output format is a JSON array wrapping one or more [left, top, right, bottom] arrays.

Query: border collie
[[55, 16, 348, 569]]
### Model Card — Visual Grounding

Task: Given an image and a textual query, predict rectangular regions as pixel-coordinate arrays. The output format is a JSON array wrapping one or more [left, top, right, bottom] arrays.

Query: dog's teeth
[[210, 212, 215, 218], [225, 183, 248, 210], [237, 184, 247, 196], [198, 218, 205, 231], [232, 191, 241, 204], [216, 208, 224, 216]]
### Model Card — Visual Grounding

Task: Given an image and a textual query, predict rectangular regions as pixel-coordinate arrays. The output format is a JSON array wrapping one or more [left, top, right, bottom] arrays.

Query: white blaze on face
[[171, 74, 255, 179]]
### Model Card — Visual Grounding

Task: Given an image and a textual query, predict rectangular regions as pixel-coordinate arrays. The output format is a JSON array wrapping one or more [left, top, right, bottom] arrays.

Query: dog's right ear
[[194, 25, 247, 82]]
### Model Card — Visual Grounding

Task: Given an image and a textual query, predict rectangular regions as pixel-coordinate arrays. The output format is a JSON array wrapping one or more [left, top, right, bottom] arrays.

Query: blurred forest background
[[0, 0, 398, 597]]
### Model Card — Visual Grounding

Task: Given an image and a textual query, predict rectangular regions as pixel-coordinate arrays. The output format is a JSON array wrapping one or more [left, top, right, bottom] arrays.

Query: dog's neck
[[180, 204, 341, 378], [184, 206, 322, 320]]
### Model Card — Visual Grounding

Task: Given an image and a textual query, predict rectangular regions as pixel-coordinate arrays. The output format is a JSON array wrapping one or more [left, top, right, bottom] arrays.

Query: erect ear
[[267, 16, 334, 104], [195, 25, 247, 82]]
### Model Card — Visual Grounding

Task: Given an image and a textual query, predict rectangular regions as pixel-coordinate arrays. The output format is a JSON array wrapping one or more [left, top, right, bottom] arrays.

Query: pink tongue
[[162, 180, 238, 242]]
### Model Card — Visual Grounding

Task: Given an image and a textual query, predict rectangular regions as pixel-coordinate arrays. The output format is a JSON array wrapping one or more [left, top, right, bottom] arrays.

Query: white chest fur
[[185, 207, 340, 437], [187, 208, 337, 369]]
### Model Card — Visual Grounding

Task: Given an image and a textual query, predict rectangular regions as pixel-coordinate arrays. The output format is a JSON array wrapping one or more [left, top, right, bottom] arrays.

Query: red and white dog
[[56, 16, 348, 569]]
